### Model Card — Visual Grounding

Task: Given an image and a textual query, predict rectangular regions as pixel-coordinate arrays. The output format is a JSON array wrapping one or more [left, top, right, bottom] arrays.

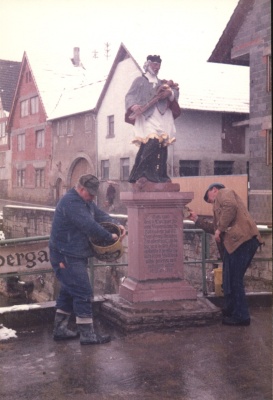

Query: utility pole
[[104, 42, 111, 60], [92, 50, 98, 59]]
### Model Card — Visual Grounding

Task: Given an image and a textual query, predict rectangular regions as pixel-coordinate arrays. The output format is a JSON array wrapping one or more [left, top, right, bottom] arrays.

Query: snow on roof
[[181, 86, 249, 113], [25, 46, 249, 120], [169, 62, 249, 113], [25, 51, 101, 118], [48, 79, 106, 120], [25, 50, 110, 119]]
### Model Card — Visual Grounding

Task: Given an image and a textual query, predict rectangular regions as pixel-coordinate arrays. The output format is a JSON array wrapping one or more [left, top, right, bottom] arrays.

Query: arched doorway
[[70, 158, 94, 188]]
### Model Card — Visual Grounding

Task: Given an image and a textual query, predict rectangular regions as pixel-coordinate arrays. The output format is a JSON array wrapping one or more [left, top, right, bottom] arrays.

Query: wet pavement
[[0, 305, 271, 400]]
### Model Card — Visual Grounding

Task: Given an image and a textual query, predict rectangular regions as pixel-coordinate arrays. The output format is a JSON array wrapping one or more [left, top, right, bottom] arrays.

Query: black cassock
[[128, 138, 171, 183]]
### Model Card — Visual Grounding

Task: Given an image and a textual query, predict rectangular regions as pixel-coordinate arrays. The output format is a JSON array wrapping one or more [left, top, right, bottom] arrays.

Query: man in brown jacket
[[190, 183, 263, 326]]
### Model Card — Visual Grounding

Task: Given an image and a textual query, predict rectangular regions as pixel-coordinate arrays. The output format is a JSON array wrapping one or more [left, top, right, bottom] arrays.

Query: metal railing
[[0, 227, 272, 296]]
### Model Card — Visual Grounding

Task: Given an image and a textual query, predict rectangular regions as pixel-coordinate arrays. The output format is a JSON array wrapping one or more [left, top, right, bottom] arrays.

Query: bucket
[[90, 222, 124, 262], [214, 267, 223, 297]]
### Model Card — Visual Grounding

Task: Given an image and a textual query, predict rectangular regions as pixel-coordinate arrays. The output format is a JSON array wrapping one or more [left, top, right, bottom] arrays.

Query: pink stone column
[[119, 191, 196, 302]]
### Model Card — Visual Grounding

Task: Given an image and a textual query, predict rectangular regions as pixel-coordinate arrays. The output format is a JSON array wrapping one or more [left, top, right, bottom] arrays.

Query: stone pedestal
[[119, 189, 196, 302], [100, 294, 222, 333]]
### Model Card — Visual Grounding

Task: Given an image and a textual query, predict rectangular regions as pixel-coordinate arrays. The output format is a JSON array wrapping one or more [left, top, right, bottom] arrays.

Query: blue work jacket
[[49, 188, 117, 258]]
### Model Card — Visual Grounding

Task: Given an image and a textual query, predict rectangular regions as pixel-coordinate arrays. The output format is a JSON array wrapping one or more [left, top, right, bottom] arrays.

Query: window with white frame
[[36, 129, 45, 148], [35, 168, 45, 187], [0, 121, 6, 137], [120, 158, 130, 180], [107, 115, 114, 138], [0, 122, 7, 145], [30, 96, 39, 114], [20, 100, 29, 117], [101, 160, 109, 180], [17, 169, 25, 187], [18, 133, 25, 151]]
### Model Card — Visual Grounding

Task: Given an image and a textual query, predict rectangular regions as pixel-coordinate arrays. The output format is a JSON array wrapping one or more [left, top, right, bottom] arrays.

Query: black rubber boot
[[53, 312, 79, 341], [77, 323, 111, 345]]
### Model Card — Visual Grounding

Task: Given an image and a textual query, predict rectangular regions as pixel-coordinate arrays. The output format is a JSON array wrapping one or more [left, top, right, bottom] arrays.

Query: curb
[[0, 293, 271, 329]]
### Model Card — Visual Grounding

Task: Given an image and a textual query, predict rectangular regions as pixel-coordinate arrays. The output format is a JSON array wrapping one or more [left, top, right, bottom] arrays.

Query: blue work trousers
[[50, 246, 93, 318], [223, 237, 260, 321]]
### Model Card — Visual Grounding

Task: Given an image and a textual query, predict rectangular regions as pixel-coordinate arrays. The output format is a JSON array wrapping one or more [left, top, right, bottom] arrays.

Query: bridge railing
[[0, 225, 271, 297]]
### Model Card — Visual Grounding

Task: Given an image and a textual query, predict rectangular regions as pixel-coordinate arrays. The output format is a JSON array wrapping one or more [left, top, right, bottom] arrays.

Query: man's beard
[[147, 66, 158, 76]]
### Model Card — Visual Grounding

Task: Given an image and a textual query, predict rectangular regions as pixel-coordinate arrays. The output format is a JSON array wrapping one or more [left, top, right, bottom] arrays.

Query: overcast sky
[[1, 0, 239, 69]]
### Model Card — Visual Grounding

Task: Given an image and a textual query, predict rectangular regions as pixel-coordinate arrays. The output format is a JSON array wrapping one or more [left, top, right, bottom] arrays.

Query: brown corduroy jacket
[[196, 188, 263, 255]]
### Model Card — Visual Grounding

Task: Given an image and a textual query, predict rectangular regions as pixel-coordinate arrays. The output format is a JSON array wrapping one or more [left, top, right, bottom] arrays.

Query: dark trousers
[[50, 247, 93, 318], [223, 237, 260, 320]]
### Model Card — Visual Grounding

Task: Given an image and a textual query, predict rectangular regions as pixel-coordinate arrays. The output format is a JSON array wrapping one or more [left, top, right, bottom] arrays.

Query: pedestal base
[[120, 190, 196, 303], [119, 277, 196, 303], [101, 294, 221, 333]]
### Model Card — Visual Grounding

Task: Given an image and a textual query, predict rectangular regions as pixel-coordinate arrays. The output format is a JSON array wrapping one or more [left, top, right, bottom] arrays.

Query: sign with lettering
[[143, 212, 182, 278], [0, 240, 51, 274]]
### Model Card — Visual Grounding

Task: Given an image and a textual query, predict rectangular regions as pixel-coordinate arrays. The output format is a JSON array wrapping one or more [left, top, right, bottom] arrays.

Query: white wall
[[172, 109, 249, 176], [97, 57, 141, 180]]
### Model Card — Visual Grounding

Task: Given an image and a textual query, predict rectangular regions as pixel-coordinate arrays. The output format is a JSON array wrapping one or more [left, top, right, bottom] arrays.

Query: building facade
[[0, 60, 21, 197], [49, 110, 98, 205], [208, 0, 272, 224], [6, 49, 93, 205], [7, 54, 53, 204]]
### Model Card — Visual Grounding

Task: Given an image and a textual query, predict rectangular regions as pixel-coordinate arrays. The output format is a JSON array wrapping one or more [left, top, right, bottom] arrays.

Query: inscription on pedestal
[[143, 213, 179, 276]]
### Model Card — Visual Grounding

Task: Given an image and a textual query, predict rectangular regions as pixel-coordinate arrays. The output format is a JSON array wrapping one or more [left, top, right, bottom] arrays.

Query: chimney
[[71, 47, 80, 67]]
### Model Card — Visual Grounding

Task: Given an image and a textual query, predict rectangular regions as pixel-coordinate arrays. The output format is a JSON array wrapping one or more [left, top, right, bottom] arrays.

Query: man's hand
[[214, 229, 222, 243], [158, 88, 172, 99], [130, 104, 143, 117], [111, 225, 126, 242], [188, 210, 198, 223], [118, 225, 126, 241]]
